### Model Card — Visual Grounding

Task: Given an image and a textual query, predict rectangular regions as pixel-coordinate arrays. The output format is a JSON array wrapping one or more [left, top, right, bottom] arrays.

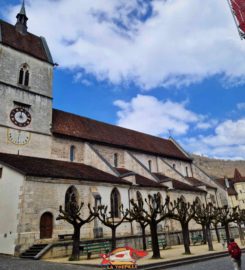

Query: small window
[[114, 153, 118, 167], [18, 64, 30, 87], [148, 160, 152, 172], [0, 168, 2, 178], [70, 145, 75, 162], [185, 166, 189, 177], [173, 163, 176, 169]]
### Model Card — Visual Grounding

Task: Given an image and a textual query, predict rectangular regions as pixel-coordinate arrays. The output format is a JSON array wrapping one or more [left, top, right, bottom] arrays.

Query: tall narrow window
[[136, 191, 143, 208], [65, 186, 79, 212], [24, 70, 29, 86], [114, 153, 118, 167], [185, 166, 189, 177], [18, 68, 24, 84], [173, 163, 176, 169], [70, 145, 75, 162], [18, 64, 30, 87], [111, 188, 121, 218], [0, 168, 2, 178], [148, 160, 152, 172]]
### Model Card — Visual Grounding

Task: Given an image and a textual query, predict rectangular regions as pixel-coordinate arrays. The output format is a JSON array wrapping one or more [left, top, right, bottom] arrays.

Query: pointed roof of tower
[[19, 0, 27, 16]]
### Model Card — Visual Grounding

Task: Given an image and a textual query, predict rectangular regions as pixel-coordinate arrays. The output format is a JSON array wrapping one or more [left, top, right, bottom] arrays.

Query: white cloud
[[5, 0, 245, 89], [114, 95, 199, 136], [183, 119, 245, 159]]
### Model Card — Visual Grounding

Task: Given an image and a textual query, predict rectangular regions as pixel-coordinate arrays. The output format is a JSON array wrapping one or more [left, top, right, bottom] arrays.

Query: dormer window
[[18, 64, 30, 87]]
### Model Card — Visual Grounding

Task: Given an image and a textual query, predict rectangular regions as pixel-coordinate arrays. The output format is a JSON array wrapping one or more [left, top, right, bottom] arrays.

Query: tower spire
[[15, 0, 28, 34]]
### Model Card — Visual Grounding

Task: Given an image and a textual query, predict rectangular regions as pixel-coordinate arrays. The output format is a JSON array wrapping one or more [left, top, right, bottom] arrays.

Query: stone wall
[[193, 154, 245, 178]]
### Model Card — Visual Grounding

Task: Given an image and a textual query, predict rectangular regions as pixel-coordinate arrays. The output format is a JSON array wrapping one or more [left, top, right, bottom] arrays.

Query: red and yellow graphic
[[101, 246, 148, 269]]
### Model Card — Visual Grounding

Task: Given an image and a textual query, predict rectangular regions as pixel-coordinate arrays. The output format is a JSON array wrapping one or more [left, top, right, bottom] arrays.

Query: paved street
[[0, 254, 245, 270], [169, 254, 245, 270], [0, 255, 96, 270]]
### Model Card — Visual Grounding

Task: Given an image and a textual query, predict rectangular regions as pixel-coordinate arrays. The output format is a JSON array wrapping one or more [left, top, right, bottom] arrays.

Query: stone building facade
[[0, 4, 229, 257]]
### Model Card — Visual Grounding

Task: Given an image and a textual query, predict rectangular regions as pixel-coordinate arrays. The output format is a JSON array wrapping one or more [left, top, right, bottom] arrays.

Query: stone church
[[0, 2, 229, 257]]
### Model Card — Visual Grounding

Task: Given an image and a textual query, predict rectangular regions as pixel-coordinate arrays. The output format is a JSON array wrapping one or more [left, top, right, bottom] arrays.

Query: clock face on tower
[[10, 107, 31, 127], [7, 129, 31, 145]]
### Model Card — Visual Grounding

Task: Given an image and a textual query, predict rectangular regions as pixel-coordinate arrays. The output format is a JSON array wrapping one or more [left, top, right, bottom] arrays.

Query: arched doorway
[[40, 212, 53, 239]]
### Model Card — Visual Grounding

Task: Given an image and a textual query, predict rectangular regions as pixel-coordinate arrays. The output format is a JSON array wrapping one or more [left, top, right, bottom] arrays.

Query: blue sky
[[2, 0, 245, 159]]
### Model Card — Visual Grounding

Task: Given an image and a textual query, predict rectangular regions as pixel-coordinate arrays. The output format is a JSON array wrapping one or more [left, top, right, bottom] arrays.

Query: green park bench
[[191, 235, 204, 245], [80, 241, 111, 259], [148, 238, 167, 250], [58, 234, 73, 240]]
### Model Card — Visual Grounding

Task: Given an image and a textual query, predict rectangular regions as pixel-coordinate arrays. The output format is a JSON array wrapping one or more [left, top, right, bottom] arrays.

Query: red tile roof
[[0, 152, 131, 185], [116, 168, 133, 175], [186, 177, 216, 189], [0, 20, 51, 63], [215, 178, 238, 196], [172, 180, 205, 193], [233, 168, 245, 183], [52, 109, 191, 161], [135, 174, 166, 188], [153, 173, 172, 182]]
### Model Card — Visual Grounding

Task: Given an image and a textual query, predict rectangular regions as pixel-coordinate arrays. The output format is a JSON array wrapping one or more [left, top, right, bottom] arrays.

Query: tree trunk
[[181, 223, 191, 255], [214, 224, 220, 243], [150, 222, 161, 259], [224, 223, 230, 246], [238, 222, 244, 245], [202, 224, 207, 244], [70, 225, 81, 261], [140, 223, 147, 251], [206, 223, 214, 251], [111, 227, 117, 251]]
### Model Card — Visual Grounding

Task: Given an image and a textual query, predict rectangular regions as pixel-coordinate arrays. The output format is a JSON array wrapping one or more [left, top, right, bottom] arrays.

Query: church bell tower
[[0, 1, 54, 158]]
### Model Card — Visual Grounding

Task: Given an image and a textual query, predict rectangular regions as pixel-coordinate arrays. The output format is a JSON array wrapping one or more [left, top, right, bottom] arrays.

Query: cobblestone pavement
[[0, 255, 97, 270], [168, 254, 245, 270]]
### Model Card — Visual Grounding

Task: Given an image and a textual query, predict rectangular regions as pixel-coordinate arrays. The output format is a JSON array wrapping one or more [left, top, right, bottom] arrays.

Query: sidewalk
[[45, 239, 243, 267]]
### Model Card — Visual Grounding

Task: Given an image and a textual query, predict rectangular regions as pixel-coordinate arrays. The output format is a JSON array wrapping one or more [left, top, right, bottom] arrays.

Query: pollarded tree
[[169, 197, 196, 254], [232, 207, 245, 245], [214, 205, 237, 245], [57, 201, 95, 261], [96, 204, 128, 251], [194, 202, 215, 251], [129, 194, 170, 259], [126, 192, 148, 251]]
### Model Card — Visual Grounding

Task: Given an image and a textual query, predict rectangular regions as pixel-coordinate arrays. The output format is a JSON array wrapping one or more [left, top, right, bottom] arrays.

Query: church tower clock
[[0, 1, 54, 157]]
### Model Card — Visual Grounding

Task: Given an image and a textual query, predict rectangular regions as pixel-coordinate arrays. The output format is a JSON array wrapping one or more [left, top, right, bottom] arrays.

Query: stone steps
[[20, 244, 48, 259]]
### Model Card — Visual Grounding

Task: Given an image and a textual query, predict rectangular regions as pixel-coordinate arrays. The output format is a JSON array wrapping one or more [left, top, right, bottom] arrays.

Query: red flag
[[230, 0, 245, 33]]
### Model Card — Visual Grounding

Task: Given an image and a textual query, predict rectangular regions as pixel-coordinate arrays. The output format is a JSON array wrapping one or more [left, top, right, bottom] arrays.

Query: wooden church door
[[40, 212, 53, 239]]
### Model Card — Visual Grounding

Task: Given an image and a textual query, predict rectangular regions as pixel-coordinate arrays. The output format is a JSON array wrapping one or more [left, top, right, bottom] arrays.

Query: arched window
[[180, 195, 186, 203], [65, 186, 79, 213], [18, 68, 24, 84], [70, 145, 75, 162], [111, 188, 121, 218], [24, 70, 29, 86], [185, 166, 189, 177], [18, 64, 30, 87], [114, 153, 118, 167], [148, 160, 152, 172], [195, 197, 202, 206], [136, 191, 143, 208]]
